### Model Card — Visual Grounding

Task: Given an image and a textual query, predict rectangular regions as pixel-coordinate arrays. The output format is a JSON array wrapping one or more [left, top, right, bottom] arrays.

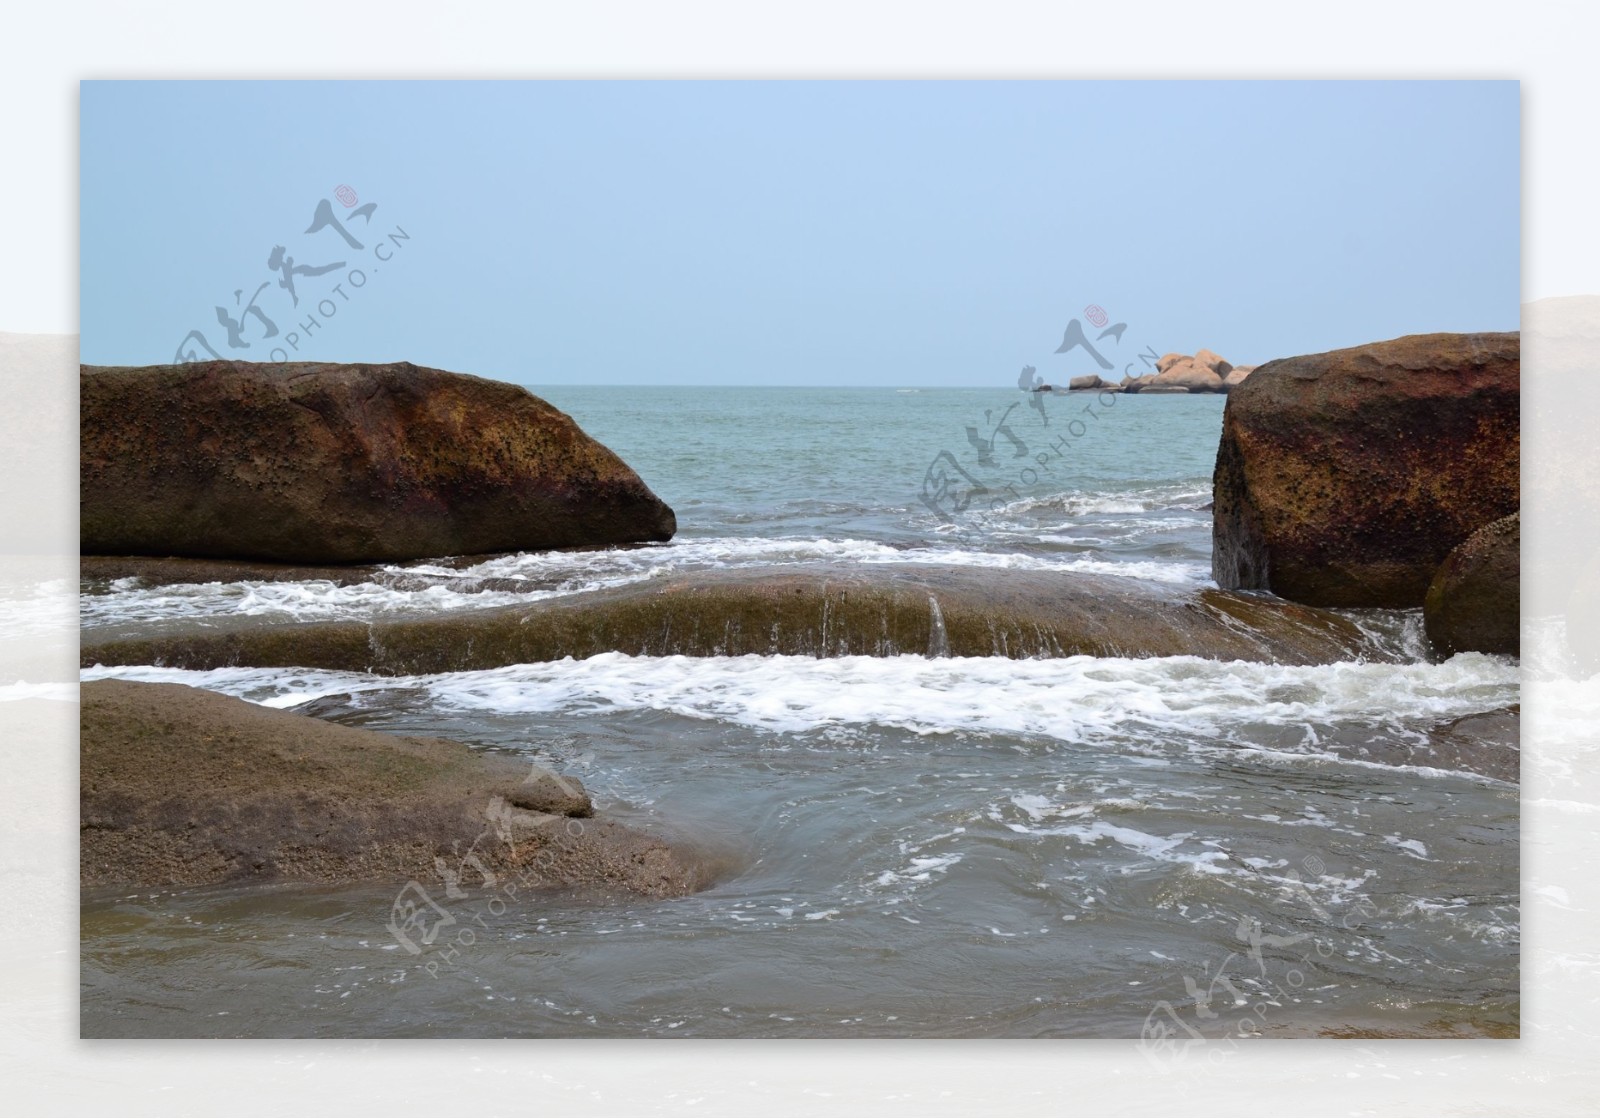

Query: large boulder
[[1068, 373, 1105, 391], [1222, 365, 1255, 392], [1212, 332, 1519, 607], [81, 361, 676, 564], [1424, 513, 1520, 656]]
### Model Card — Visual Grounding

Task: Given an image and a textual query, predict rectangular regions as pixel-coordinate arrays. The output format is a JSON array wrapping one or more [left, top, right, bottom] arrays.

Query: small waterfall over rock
[[927, 594, 950, 658]]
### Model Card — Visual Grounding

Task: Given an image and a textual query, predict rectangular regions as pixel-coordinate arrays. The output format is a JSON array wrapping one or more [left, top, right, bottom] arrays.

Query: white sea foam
[[1013, 820, 1230, 873], [83, 650, 1518, 748], [78, 664, 374, 709], [79, 535, 1209, 628], [994, 482, 1213, 518]]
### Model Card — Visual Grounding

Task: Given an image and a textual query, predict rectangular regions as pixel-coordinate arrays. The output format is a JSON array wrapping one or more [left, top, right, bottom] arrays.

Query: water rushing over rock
[[82, 563, 1389, 674], [926, 594, 950, 658]]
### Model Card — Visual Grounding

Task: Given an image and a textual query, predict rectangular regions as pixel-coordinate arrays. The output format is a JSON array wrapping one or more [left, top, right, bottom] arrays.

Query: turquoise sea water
[[538, 384, 1226, 544]]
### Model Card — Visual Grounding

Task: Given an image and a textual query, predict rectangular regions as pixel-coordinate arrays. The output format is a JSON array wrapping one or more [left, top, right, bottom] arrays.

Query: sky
[[80, 80, 1520, 387]]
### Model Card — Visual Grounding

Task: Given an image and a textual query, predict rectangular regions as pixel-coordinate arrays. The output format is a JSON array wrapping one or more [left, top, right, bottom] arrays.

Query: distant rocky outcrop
[[1151, 356, 1226, 392], [81, 361, 676, 565], [1093, 350, 1252, 394], [1424, 513, 1520, 656], [1212, 332, 1520, 608]]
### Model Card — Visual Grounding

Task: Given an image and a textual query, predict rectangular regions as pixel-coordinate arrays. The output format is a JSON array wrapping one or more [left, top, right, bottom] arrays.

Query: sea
[[78, 385, 1520, 1039]]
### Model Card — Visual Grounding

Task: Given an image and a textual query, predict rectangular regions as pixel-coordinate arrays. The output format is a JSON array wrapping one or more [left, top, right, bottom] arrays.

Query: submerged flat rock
[[81, 563, 1391, 673], [81, 679, 715, 893]]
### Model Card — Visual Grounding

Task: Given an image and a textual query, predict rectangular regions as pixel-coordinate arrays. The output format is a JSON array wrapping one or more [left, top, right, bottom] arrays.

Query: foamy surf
[[82, 650, 1517, 754], [79, 535, 1211, 628]]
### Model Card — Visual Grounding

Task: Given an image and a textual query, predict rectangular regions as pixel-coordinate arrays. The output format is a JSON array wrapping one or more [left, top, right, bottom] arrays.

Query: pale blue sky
[[80, 80, 1519, 386]]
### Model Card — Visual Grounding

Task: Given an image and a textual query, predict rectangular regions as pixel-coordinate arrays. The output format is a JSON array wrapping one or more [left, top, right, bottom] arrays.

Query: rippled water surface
[[79, 387, 1519, 1038]]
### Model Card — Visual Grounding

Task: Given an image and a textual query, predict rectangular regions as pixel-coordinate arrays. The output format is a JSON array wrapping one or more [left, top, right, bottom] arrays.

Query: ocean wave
[[84, 651, 1518, 749], [79, 536, 1211, 628], [992, 482, 1213, 518]]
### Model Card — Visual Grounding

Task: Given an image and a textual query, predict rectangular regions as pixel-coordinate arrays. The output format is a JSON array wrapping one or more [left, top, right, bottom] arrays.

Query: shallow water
[[78, 387, 1520, 1038]]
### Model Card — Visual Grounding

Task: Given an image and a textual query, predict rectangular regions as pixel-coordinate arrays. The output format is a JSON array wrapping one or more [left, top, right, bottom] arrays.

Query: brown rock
[[82, 562, 1396, 672], [81, 679, 716, 894], [1212, 332, 1519, 607], [1069, 373, 1104, 391], [1156, 352, 1186, 374], [1424, 513, 1520, 656], [1194, 348, 1234, 376], [1222, 365, 1255, 392], [81, 361, 676, 564], [1152, 357, 1226, 393]]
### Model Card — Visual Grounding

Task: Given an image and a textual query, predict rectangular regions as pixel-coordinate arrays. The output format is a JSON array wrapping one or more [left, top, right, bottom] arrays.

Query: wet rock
[[80, 679, 713, 893], [81, 360, 676, 564], [1425, 706, 1520, 784], [1424, 513, 1520, 656], [1212, 332, 1519, 607], [81, 554, 383, 589], [81, 563, 1394, 673]]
